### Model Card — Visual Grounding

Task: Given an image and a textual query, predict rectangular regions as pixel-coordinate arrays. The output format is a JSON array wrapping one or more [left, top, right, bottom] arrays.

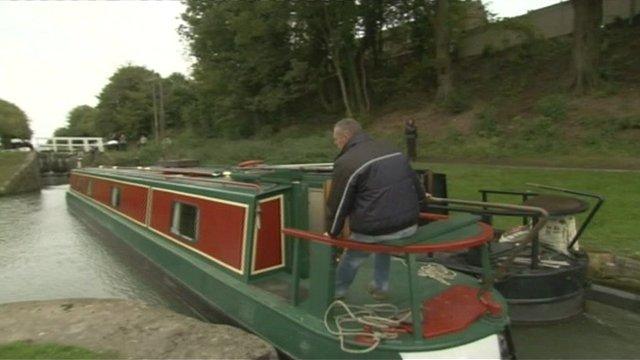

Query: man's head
[[333, 118, 362, 150]]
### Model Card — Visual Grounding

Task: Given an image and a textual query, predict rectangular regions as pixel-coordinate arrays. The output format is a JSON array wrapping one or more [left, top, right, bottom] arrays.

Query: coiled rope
[[323, 300, 411, 354], [323, 264, 459, 353]]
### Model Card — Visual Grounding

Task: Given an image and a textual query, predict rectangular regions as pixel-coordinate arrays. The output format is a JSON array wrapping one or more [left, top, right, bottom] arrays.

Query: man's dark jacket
[[326, 132, 427, 238]]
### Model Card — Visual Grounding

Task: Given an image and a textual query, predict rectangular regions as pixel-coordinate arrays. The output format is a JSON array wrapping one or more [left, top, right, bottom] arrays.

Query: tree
[[571, 0, 603, 94], [434, 0, 453, 101], [162, 73, 196, 130], [94, 65, 159, 139], [182, 0, 307, 137], [0, 98, 32, 147], [55, 105, 98, 137]]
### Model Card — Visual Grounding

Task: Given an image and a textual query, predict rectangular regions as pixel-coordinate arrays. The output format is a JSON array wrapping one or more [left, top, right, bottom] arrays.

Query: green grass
[[0, 341, 115, 359], [420, 162, 640, 258], [0, 152, 29, 186]]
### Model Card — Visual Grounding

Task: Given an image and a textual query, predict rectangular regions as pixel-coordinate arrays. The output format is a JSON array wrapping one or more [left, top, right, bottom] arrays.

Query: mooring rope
[[323, 300, 411, 354]]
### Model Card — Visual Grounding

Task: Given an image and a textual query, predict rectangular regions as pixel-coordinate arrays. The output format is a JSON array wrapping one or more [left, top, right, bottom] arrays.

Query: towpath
[[427, 161, 640, 173], [0, 298, 277, 359]]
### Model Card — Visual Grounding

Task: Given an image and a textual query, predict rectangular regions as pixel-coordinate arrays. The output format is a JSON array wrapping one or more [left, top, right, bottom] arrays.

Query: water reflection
[[0, 185, 195, 316], [512, 301, 640, 359]]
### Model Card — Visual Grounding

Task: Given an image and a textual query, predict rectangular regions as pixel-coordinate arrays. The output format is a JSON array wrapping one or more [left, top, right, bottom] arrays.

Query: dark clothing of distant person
[[325, 132, 426, 238], [404, 120, 418, 161]]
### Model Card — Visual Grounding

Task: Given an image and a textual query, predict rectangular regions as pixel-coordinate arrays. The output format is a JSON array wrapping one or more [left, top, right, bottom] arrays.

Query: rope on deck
[[323, 300, 411, 354]]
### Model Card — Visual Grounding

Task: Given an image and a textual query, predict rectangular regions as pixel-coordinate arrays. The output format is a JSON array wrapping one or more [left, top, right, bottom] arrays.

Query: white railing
[[35, 137, 105, 153]]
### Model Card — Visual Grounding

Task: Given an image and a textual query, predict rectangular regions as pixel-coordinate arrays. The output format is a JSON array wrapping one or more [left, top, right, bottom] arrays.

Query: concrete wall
[[459, 0, 640, 57]]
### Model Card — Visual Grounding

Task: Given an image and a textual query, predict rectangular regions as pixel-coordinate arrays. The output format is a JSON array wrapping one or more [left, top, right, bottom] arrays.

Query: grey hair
[[334, 118, 362, 137]]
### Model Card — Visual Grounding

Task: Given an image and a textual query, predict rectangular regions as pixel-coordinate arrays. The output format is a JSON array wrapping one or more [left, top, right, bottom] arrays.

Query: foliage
[[181, 0, 311, 137], [162, 73, 197, 130], [94, 65, 160, 140], [0, 99, 32, 148], [440, 88, 472, 113], [178, 0, 490, 137], [474, 105, 499, 136], [0, 341, 115, 359], [534, 94, 568, 120], [54, 105, 98, 137]]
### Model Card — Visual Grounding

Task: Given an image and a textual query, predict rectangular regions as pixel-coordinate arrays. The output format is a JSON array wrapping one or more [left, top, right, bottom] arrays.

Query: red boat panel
[[253, 196, 284, 273], [117, 183, 148, 224], [92, 178, 112, 205], [71, 173, 88, 194], [85, 177, 148, 224], [150, 189, 247, 272], [422, 285, 503, 338]]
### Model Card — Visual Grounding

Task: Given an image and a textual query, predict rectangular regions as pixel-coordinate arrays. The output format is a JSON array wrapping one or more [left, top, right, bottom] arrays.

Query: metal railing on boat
[[282, 196, 548, 341]]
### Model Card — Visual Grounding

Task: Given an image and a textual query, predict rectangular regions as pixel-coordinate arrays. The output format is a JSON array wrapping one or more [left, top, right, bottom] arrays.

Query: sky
[[0, 0, 561, 138]]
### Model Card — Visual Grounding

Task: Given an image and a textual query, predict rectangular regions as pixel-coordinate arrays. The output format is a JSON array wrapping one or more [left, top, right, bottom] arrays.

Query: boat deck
[[252, 255, 506, 343]]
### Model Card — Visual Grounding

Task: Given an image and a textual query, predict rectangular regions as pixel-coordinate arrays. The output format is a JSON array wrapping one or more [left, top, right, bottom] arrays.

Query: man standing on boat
[[327, 118, 427, 300]]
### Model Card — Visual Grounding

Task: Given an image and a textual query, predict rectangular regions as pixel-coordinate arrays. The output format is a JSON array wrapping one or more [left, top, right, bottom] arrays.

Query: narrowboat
[[421, 174, 603, 323], [67, 164, 518, 359]]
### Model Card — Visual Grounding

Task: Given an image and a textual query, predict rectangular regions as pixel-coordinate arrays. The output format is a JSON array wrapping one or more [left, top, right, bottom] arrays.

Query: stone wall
[[459, 0, 640, 57], [0, 299, 277, 359], [0, 152, 41, 196]]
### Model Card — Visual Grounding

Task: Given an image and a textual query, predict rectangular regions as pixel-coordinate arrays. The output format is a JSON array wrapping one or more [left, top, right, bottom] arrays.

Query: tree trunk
[[572, 0, 603, 94], [332, 51, 354, 118], [360, 55, 371, 112], [317, 79, 333, 111], [322, 3, 354, 117], [347, 52, 365, 114], [434, 0, 453, 102]]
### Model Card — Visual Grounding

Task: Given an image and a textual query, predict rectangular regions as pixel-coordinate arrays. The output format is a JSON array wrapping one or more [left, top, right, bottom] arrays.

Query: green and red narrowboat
[[67, 164, 518, 359]]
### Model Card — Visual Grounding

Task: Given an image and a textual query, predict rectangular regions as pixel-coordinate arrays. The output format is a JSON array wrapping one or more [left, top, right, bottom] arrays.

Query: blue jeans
[[335, 224, 417, 298]]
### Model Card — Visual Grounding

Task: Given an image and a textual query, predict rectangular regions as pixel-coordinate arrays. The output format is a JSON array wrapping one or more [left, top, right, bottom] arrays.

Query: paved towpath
[[0, 298, 277, 359]]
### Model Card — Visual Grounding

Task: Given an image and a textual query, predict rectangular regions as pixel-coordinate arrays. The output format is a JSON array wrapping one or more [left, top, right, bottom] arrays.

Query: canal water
[[1, 185, 639, 358]]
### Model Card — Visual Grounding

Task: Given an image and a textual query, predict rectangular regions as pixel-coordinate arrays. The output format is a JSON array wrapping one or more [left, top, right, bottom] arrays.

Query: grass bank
[[423, 162, 639, 258], [0, 341, 113, 359]]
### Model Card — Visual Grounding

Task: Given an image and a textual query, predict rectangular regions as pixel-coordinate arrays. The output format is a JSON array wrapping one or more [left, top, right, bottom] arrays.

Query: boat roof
[[74, 164, 333, 196]]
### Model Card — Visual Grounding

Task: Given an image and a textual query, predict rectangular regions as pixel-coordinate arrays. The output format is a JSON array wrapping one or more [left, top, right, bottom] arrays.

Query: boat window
[[111, 187, 121, 208], [171, 202, 198, 242]]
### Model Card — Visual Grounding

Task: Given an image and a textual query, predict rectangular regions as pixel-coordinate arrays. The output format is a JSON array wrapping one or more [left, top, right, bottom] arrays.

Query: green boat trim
[[67, 166, 515, 359]]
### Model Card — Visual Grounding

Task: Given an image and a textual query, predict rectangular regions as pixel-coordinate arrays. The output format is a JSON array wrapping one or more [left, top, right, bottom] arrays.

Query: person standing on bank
[[326, 118, 427, 300], [404, 119, 418, 161]]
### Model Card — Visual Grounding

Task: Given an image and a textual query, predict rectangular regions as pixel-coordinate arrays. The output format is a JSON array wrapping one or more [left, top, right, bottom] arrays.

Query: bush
[[614, 116, 640, 130], [441, 89, 472, 114], [510, 115, 561, 152], [474, 106, 499, 137], [534, 94, 568, 120]]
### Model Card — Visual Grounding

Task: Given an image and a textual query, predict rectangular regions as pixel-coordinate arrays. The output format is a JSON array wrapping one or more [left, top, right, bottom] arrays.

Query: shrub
[[614, 116, 640, 130], [441, 89, 472, 114], [535, 94, 568, 120], [474, 106, 499, 137]]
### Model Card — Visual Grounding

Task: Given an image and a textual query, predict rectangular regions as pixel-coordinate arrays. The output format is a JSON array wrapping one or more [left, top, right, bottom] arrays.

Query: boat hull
[[67, 189, 510, 359]]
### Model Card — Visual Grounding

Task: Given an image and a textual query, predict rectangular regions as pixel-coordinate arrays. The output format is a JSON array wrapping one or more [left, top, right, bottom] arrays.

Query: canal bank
[[0, 298, 276, 359], [0, 151, 40, 196]]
